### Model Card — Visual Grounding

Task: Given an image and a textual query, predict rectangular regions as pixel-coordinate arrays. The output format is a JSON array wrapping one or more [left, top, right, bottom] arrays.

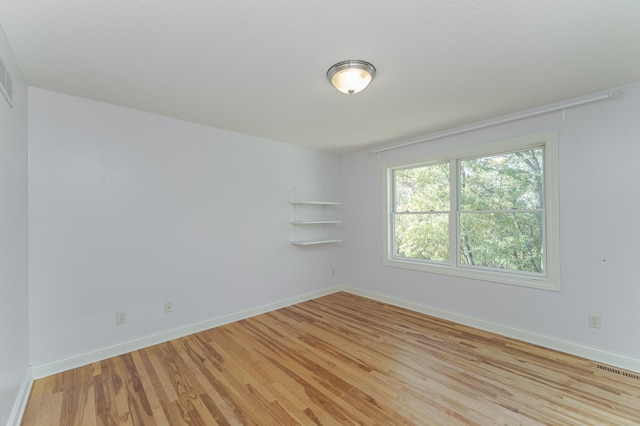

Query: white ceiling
[[1, 1, 640, 152]]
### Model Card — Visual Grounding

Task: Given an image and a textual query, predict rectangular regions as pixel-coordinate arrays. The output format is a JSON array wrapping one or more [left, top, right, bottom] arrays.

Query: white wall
[[0, 24, 29, 426], [341, 81, 640, 363], [28, 88, 343, 366]]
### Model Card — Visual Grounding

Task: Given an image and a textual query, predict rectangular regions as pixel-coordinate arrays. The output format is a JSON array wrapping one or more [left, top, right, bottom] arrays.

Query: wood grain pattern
[[22, 292, 640, 425]]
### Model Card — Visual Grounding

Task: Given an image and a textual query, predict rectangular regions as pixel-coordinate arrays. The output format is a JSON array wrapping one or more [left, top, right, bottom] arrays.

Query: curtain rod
[[369, 91, 622, 155]]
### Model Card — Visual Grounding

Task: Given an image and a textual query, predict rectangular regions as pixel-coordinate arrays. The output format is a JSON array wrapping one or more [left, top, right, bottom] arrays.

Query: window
[[385, 131, 559, 290]]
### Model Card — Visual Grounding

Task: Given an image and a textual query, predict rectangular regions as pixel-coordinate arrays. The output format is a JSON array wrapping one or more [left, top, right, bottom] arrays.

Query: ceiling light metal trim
[[326, 60, 376, 95]]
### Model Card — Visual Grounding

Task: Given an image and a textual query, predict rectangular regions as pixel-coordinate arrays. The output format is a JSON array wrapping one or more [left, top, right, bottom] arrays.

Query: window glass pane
[[460, 149, 543, 211], [394, 163, 449, 213], [459, 212, 543, 273], [394, 213, 449, 262]]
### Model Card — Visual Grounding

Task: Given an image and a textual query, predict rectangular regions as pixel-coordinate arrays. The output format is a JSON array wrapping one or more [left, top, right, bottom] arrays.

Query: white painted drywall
[[0, 23, 29, 426], [28, 88, 343, 365], [340, 81, 640, 361]]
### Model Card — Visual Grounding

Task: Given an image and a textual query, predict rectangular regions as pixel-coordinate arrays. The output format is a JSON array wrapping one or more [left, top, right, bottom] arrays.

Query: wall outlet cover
[[588, 314, 601, 329]]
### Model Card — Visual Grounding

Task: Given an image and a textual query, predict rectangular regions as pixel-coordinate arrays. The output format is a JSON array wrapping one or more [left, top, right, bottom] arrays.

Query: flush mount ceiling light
[[326, 60, 376, 95]]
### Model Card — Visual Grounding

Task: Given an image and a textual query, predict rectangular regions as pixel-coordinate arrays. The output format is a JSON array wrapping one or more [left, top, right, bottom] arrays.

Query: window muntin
[[385, 132, 559, 290]]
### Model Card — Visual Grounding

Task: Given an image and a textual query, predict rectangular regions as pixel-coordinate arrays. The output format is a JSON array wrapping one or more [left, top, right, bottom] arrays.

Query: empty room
[[2, 1, 640, 425]]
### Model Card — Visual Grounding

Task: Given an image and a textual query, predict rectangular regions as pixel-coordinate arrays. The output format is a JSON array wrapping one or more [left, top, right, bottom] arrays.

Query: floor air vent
[[0, 55, 13, 107], [596, 363, 640, 381]]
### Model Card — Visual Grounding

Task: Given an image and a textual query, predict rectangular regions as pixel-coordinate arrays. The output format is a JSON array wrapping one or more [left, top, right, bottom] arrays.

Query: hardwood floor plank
[[92, 370, 118, 426], [22, 292, 640, 425], [136, 348, 182, 425], [21, 375, 45, 425], [103, 356, 134, 425], [130, 351, 168, 424], [80, 382, 97, 426]]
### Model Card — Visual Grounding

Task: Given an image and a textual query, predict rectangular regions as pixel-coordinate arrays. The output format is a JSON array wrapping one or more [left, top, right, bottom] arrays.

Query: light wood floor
[[22, 292, 640, 425]]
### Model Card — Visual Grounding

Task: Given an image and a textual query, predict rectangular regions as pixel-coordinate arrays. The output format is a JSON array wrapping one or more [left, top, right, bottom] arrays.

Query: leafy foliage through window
[[458, 149, 544, 273], [394, 163, 450, 263], [386, 132, 559, 290]]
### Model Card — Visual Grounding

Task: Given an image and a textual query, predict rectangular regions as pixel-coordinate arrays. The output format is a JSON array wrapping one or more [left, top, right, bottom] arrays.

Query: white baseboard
[[342, 286, 640, 374], [6, 369, 32, 426], [31, 286, 341, 380], [30, 284, 640, 381]]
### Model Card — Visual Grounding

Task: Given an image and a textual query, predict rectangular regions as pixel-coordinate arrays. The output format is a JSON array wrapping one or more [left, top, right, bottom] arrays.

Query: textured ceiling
[[1, 1, 640, 152]]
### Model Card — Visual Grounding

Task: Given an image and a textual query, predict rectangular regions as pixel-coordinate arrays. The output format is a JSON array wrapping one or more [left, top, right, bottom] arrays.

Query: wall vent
[[596, 363, 640, 381], [0, 55, 13, 107]]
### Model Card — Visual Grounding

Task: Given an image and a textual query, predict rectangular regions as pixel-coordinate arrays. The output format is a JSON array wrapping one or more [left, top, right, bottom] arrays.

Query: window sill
[[383, 257, 560, 291]]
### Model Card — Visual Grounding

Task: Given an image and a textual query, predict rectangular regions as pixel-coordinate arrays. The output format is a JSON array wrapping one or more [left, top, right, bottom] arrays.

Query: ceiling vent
[[0, 56, 13, 107]]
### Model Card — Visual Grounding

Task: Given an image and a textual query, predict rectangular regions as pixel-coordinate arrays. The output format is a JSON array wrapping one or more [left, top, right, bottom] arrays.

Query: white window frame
[[383, 131, 560, 291]]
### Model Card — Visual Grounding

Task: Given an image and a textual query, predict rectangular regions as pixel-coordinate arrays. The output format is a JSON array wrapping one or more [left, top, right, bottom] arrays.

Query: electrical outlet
[[116, 311, 126, 325], [164, 302, 173, 314], [588, 314, 601, 329], [331, 268, 335, 277]]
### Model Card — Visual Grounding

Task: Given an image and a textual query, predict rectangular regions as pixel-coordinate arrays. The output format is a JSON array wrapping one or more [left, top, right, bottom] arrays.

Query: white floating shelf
[[289, 220, 342, 225], [291, 239, 343, 246], [290, 201, 341, 206]]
